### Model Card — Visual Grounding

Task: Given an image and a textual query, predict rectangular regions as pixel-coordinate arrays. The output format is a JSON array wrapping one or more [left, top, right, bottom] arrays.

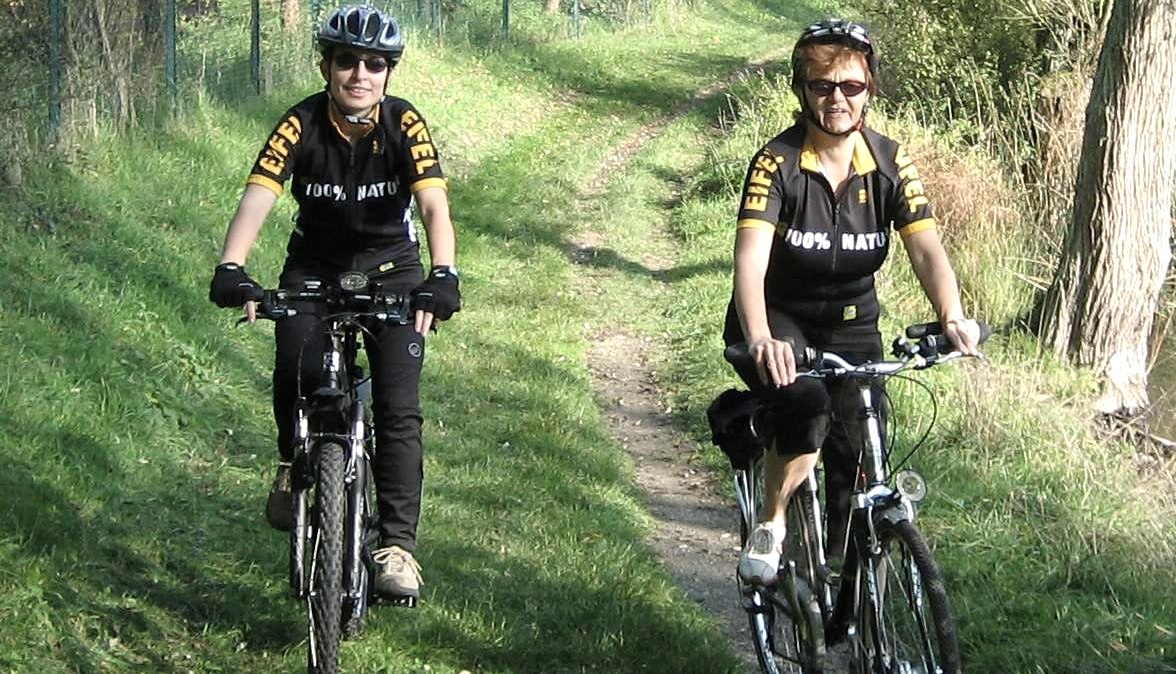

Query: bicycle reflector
[[894, 469, 927, 503], [339, 271, 369, 292]]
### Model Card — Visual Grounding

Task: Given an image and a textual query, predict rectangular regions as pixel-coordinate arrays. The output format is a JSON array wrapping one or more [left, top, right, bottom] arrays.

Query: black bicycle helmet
[[790, 19, 877, 91], [317, 5, 405, 61]]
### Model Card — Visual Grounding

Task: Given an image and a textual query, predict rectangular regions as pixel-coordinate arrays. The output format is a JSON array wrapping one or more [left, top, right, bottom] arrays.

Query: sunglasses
[[333, 52, 391, 74], [805, 79, 868, 97]]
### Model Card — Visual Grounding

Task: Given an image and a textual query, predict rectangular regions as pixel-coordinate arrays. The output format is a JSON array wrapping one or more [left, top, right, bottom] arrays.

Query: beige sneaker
[[738, 522, 785, 585], [264, 463, 293, 531], [372, 545, 422, 599]]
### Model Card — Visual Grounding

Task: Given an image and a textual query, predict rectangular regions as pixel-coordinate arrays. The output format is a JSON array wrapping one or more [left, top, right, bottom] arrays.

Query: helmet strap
[[327, 95, 378, 126]]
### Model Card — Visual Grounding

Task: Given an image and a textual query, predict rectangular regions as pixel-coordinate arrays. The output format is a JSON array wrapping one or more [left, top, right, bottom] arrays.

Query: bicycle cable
[[292, 312, 387, 400], [881, 371, 939, 476]]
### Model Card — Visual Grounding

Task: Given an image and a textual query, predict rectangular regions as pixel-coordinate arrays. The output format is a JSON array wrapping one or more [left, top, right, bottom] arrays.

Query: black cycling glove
[[411, 266, 461, 320], [208, 262, 263, 308]]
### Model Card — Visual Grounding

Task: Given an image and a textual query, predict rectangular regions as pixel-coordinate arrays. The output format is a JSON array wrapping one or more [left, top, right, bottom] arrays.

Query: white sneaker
[[373, 545, 422, 599], [738, 522, 785, 585]]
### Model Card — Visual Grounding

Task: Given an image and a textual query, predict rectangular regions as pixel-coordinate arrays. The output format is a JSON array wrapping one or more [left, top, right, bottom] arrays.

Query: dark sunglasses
[[333, 52, 391, 73], [806, 79, 868, 97]]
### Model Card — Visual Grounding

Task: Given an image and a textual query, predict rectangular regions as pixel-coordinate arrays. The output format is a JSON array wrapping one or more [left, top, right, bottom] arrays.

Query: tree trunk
[[1038, 0, 1176, 415]]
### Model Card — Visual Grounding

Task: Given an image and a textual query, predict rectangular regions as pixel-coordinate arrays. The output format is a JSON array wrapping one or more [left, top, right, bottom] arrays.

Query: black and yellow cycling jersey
[[247, 91, 446, 270], [736, 124, 935, 328]]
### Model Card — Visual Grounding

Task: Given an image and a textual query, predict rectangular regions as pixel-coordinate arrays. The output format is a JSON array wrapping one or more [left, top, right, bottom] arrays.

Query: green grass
[[6, 0, 1172, 672], [0, 0, 823, 672]]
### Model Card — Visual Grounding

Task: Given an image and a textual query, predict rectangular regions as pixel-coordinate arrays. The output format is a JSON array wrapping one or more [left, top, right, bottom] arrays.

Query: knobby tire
[[309, 441, 346, 674]]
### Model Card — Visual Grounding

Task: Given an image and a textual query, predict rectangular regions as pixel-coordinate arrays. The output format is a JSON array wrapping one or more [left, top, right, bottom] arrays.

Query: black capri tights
[[723, 301, 887, 556]]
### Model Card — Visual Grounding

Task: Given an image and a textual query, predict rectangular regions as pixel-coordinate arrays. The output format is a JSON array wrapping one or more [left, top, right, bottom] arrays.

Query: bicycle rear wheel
[[740, 465, 824, 674], [308, 441, 345, 674], [855, 518, 960, 674]]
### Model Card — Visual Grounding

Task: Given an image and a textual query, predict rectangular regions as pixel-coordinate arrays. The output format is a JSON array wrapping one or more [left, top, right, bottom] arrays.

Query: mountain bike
[[724, 321, 989, 674], [247, 271, 416, 674]]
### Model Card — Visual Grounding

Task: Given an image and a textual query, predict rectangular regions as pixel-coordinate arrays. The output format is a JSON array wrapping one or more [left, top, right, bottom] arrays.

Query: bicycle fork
[[291, 401, 312, 598], [343, 399, 371, 623]]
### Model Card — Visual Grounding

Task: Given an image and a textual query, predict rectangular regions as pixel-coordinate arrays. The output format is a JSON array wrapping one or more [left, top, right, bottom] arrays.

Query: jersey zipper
[[816, 175, 840, 276], [346, 141, 358, 242]]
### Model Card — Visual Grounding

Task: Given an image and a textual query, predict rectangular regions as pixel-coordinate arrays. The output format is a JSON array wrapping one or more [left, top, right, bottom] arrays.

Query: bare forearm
[[417, 187, 456, 267], [219, 184, 278, 265], [905, 231, 964, 322]]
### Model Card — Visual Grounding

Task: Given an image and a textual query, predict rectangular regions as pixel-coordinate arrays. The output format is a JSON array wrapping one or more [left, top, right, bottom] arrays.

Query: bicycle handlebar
[[723, 320, 991, 378], [237, 273, 412, 326]]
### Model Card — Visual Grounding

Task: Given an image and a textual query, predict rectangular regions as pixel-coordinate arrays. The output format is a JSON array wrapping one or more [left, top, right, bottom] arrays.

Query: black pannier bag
[[706, 389, 765, 470]]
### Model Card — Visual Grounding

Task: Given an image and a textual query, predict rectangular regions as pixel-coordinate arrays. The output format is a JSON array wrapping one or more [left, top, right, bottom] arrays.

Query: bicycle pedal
[[739, 586, 773, 613], [375, 594, 418, 608]]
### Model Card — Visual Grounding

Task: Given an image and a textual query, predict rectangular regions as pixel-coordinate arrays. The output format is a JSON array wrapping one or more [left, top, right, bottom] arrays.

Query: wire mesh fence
[[0, 0, 656, 161]]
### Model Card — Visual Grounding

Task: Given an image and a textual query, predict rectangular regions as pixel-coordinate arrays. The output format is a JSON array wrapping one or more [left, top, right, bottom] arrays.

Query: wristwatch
[[432, 265, 459, 278]]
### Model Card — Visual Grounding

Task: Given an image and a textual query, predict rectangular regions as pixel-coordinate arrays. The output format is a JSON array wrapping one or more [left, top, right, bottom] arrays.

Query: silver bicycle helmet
[[790, 18, 877, 90], [317, 5, 405, 60]]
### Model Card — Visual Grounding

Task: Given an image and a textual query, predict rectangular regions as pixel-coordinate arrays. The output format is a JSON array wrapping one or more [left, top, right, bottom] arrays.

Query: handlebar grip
[[797, 346, 821, 369], [927, 319, 992, 355], [723, 343, 822, 370], [723, 344, 752, 368], [977, 320, 992, 344], [243, 285, 265, 303], [906, 319, 992, 347], [905, 321, 941, 339]]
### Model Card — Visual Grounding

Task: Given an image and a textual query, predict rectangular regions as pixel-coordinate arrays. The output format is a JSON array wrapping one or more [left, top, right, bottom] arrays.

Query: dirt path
[[586, 331, 755, 671], [569, 50, 789, 672]]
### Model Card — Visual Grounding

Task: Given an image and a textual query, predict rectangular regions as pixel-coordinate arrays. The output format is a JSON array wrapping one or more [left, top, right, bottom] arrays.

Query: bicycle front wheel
[[308, 441, 346, 674], [857, 518, 960, 674]]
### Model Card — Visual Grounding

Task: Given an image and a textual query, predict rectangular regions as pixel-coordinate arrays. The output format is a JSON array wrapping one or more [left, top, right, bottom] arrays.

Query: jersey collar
[[328, 99, 381, 143], [799, 131, 878, 176]]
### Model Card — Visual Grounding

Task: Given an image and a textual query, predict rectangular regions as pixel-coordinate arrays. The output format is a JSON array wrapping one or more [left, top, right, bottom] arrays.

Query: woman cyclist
[[208, 4, 458, 603], [728, 19, 980, 585]]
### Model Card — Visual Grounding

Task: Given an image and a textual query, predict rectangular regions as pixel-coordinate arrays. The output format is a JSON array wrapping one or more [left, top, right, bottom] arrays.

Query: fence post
[[502, 0, 509, 39], [48, 0, 63, 143], [572, 0, 581, 38], [165, 0, 178, 104], [251, 0, 261, 94]]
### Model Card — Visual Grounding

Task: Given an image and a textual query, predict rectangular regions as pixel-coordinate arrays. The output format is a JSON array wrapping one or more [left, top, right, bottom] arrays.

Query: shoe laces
[[373, 546, 422, 579], [748, 524, 783, 555]]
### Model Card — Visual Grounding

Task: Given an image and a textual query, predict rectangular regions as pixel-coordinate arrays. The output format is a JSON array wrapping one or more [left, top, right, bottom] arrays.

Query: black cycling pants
[[274, 265, 425, 552], [723, 300, 886, 557]]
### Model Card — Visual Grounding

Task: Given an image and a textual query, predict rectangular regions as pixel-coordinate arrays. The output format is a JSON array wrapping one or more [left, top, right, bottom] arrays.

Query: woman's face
[[803, 55, 870, 136], [327, 49, 392, 116]]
